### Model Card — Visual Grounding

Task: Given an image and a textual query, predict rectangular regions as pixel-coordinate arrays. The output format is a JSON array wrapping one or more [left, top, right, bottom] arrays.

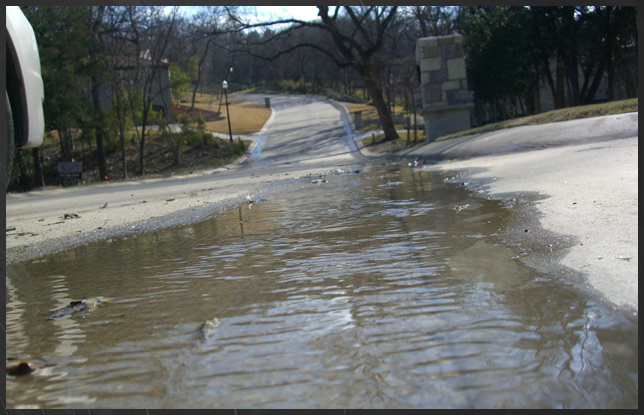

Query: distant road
[[6, 95, 363, 263], [239, 94, 360, 167]]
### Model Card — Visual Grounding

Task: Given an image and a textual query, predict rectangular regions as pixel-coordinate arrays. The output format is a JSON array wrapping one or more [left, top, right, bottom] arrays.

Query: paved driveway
[[5, 95, 362, 262]]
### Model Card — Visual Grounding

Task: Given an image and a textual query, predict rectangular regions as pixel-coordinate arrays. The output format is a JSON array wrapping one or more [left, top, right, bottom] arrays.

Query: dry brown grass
[[184, 93, 271, 135], [361, 130, 426, 153], [347, 102, 410, 131]]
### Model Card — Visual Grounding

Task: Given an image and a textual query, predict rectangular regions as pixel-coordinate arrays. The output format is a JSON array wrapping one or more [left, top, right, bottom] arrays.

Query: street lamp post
[[222, 80, 233, 142]]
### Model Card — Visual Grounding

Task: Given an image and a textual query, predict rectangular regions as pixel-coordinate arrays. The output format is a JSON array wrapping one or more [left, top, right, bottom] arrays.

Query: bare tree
[[100, 6, 134, 178], [87, 6, 109, 180], [120, 6, 179, 175], [235, 6, 402, 141], [409, 6, 457, 37], [187, 6, 239, 111]]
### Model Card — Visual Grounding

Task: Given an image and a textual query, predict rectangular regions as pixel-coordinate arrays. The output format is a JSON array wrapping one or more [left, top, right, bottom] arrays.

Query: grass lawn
[[360, 130, 426, 154], [180, 93, 271, 136]]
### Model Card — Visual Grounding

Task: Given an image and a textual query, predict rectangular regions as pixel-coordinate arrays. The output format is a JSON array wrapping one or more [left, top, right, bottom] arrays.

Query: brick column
[[416, 34, 473, 143]]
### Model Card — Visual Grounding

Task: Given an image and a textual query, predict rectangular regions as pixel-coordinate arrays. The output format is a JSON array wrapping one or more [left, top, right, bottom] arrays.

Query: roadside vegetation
[[244, 80, 327, 96], [358, 97, 637, 153], [348, 101, 426, 153], [8, 94, 257, 191], [9, 6, 637, 192]]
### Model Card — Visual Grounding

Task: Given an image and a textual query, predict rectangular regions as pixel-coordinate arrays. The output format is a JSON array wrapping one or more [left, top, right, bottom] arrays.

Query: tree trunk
[[32, 148, 44, 187], [139, 112, 147, 176], [191, 37, 213, 111], [554, 55, 566, 108], [412, 93, 418, 142], [607, 57, 615, 101], [360, 60, 398, 141], [58, 125, 74, 162], [119, 112, 127, 179], [90, 78, 108, 180], [364, 77, 398, 141], [582, 32, 614, 105], [89, 6, 108, 181], [113, 87, 128, 179]]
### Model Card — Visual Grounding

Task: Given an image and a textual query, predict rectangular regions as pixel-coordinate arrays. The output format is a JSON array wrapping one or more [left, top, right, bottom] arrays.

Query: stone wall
[[416, 34, 473, 142]]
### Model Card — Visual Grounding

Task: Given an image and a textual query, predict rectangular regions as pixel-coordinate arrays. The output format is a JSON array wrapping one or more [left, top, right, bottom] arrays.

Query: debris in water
[[453, 204, 470, 213], [246, 195, 268, 205], [6, 357, 53, 376], [48, 297, 110, 320], [198, 318, 220, 342]]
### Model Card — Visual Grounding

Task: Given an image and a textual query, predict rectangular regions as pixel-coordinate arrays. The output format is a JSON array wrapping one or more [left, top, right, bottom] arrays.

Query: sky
[[177, 6, 320, 23], [255, 6, 319, 22]]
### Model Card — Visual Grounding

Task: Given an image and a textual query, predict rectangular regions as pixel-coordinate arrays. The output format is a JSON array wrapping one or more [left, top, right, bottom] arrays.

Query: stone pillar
[[416, 34, 473, 143]]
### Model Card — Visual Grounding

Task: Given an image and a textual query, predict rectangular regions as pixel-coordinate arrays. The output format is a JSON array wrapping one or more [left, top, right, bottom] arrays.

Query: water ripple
[[5, 164, 637, 409]]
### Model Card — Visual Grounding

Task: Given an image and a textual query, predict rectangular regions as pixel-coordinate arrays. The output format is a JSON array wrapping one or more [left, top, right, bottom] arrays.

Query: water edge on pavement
[[6, 162, 637, 408]]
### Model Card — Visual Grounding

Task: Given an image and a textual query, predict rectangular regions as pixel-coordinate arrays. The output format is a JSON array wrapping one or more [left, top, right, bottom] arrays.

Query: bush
[[186, 131, 213, 148], [233, 137, 246, 156], [7, 150, 35, 192]]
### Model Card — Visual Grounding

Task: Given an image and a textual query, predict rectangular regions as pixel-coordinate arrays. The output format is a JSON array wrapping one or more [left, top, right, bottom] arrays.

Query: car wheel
[[6, 92, 15, 189]]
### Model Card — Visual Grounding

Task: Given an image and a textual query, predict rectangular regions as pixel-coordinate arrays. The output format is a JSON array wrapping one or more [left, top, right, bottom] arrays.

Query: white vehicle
[[5, 6, 45, 187]]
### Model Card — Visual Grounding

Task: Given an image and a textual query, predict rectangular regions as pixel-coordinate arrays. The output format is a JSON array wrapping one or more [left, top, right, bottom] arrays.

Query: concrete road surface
[[396, 111, 638, 161], [243, 94, 360, 167], [400, 112, 638, 312], [5, 95, 362, 264]]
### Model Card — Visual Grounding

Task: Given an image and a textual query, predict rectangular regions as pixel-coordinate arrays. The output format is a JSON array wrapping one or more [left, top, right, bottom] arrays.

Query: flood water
[[5, 163, 638, 409]]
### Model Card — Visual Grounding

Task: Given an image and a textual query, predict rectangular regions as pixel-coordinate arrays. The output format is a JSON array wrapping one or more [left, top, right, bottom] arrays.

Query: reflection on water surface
[[6, 163, 638, 408]]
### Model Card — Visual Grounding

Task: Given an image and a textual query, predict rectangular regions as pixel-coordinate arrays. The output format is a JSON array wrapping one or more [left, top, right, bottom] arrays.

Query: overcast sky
[[255, 6, 319, 22], [177, 6, 320, 23]]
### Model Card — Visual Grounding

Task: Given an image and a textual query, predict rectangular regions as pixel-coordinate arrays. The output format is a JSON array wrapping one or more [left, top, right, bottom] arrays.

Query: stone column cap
[[417, 33, 464, 44], [421, 103, 474, 115]]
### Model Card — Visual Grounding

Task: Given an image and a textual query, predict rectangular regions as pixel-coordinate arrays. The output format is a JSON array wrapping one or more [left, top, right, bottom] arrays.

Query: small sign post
[[57, 162, 82, 186]]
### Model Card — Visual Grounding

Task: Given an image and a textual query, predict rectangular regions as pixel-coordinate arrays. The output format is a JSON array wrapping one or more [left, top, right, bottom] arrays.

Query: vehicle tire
[[6, 92, 15, 189]]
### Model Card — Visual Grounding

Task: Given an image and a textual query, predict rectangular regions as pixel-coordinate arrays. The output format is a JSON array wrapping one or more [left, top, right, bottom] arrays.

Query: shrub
[[233, 137, 246, 155]]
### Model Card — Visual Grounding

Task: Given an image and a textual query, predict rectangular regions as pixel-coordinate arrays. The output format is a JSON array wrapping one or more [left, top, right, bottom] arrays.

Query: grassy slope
[[436, 98, 638, 142], [357, 98, 638, 153]]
